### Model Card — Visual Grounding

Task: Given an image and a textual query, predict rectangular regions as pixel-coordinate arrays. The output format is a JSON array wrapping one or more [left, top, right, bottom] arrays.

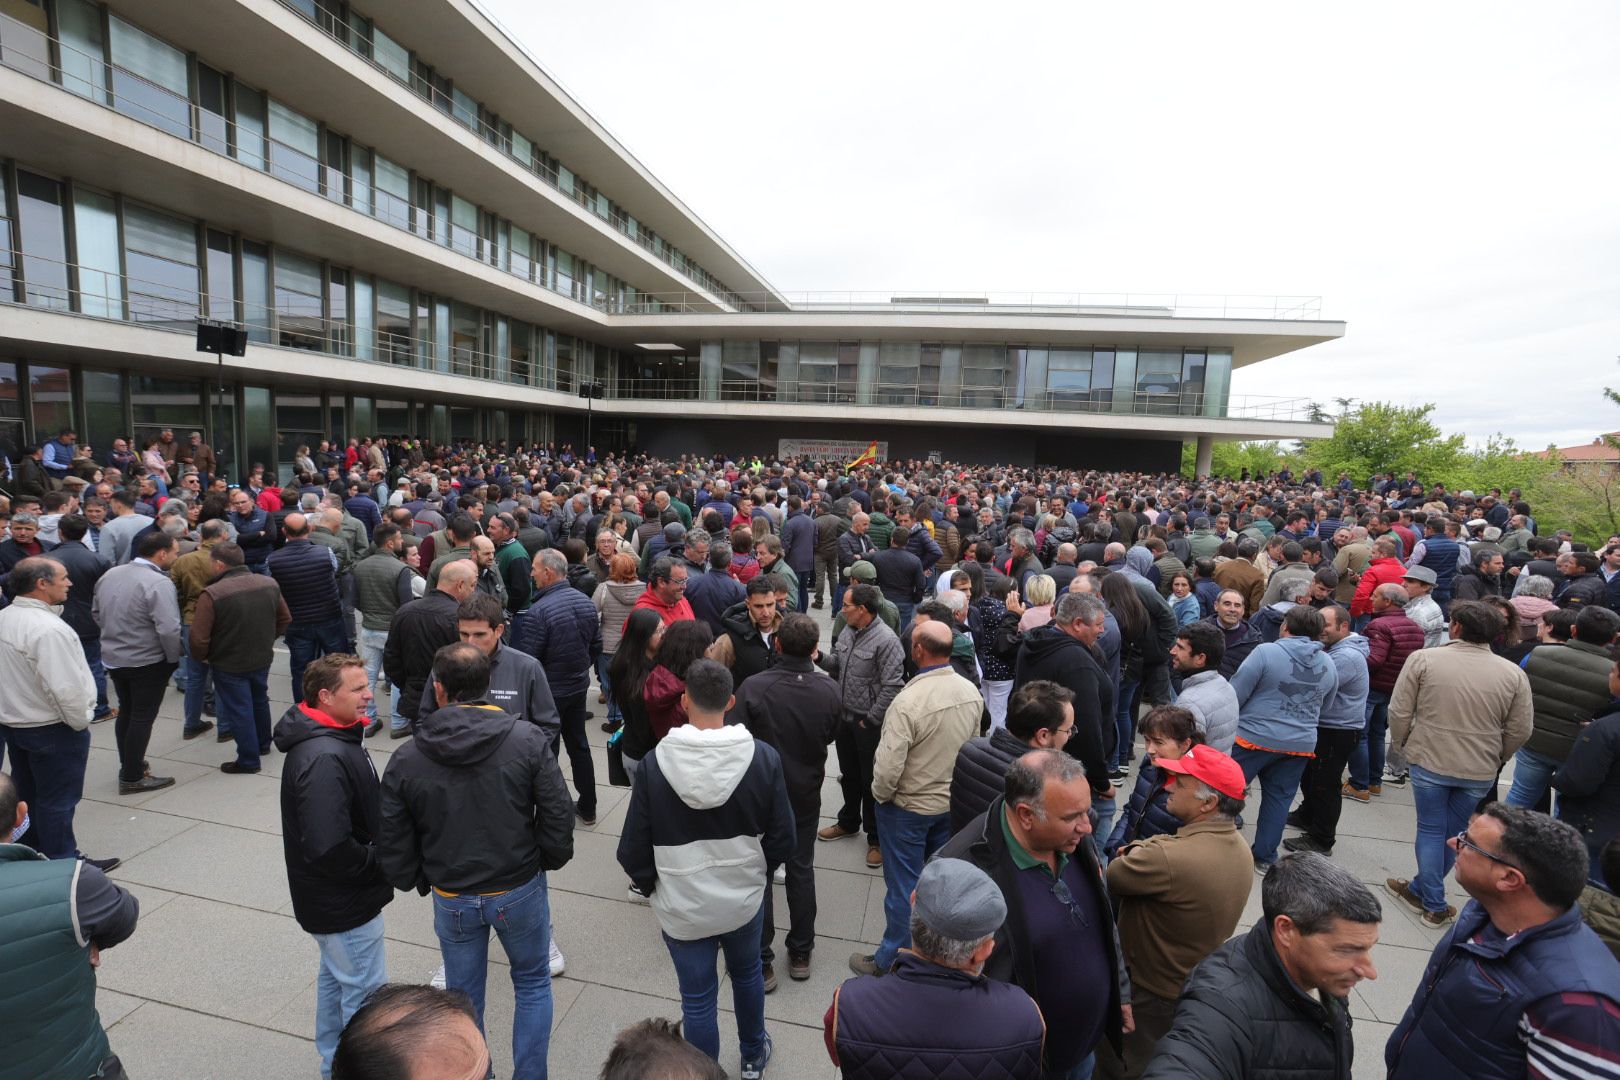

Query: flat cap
[[912, 858, 1006, 942]]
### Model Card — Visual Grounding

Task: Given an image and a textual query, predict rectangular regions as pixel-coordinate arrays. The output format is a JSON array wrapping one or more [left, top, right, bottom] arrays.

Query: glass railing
[[615, 292, 1327, 320], [0, 9, 721, 317], [270, 0, 749, 308]]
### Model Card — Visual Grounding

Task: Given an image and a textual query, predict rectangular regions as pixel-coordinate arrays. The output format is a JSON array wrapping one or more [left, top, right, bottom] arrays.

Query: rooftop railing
[[617, 292, 1326, 320]]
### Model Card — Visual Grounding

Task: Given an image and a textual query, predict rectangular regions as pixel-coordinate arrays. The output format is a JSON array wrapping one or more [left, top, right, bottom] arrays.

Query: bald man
[[384, 560, 477, 740], [331, 984, 490, 1080], [854, 617, 986, 977], [269, 510, 346, 702]]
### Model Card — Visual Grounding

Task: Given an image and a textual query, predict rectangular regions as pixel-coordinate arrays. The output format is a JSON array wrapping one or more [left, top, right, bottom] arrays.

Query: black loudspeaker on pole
[[197, 321, 247, 484]]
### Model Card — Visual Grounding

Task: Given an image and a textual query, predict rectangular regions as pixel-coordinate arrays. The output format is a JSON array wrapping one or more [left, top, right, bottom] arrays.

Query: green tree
[[1521, 388, 1620, 545], [1299, 400, 1467, 483], [1182, 439, 1296, 479]]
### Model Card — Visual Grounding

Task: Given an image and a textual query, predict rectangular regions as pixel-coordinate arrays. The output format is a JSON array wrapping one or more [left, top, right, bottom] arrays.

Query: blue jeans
[[1112, 679, 1139, 770], [1347, 690, 1391, 790], [895, 601, 916, 635], [213, 667, 271, 769], [1505, 746, 1561, 811], [873, 802, 953, 968], [434, 871, 553, 1080], [596, 653, 619, 723], [662, 903, 768, 1066], [1232, 745, 1311, 864], [312, 914, 388, 1079], [794, 576, 810, 614], [1093, 791, 1118, 867], [358, 628, 400, 726], [1410, 765, 1493, 912], [80, 638, 111, 720], [3, 722, 90, 859], [285, 617, 351, 703], [180, 627, 213, 733]]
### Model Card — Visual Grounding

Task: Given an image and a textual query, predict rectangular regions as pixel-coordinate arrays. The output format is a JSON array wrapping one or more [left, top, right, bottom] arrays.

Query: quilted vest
[[0, 846, 110, 1080], [353, 551, 409, 632], [268, 539, 342, 624], [1523, 640, 1616, 761], [1417, 536, 1459, 600]]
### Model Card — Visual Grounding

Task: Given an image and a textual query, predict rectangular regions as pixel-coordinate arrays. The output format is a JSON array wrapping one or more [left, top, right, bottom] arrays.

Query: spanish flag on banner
[[846, 441, 879, 471]]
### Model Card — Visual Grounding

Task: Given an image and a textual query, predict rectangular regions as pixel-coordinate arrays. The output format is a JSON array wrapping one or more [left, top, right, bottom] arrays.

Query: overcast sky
[[485, 1, 1618, 449]]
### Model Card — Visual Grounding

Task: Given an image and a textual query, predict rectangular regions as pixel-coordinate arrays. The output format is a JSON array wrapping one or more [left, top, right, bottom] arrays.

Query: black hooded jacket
[[1013, 624, 1116, 793], [273, 702, 394, 935], [378, 700, 575, 894]]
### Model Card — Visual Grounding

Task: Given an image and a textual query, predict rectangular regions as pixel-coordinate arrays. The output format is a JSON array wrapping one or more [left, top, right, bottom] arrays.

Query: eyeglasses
[[1050, 877, 1090, 927], [1453, 830, 1517, 870]]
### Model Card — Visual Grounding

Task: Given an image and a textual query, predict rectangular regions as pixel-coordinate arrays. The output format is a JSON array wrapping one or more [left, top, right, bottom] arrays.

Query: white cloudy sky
[[485, 1, 1619, 449]]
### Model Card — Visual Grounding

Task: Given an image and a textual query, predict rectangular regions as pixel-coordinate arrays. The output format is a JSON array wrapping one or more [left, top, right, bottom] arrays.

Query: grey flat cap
[[912, 858, 1006, 942]]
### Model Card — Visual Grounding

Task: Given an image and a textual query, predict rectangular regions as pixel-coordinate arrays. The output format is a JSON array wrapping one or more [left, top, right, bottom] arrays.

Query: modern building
[[0, 0, 1342, 480]]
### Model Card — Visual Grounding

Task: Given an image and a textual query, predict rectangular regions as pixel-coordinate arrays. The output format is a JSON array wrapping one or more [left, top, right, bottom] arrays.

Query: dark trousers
[[285, 617, 350, 702], [793, 575, 810, 614], [109, 661, 175, 783], [551, 691, 597, 819], [4, 722, 91, 859], [1095, 987, 1177, 1080], [834, 719, 881, 845], [1295, 727, 1363, 848], [214, 667, 272, 770], [81, 637, 111, 720], [762, 799, 818, 964]]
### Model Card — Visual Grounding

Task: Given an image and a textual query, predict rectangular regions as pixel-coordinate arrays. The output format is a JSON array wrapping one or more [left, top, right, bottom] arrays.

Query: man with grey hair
[[939, 750, 1132, 1080], [1007, 528, 1041, 592], [518, 546, 602, 825], [1143, 852, 1380, 1079], [826, 858, 1046, 1077], [1102, 743, 1253, 1078], [1250, 576, 1310, 643]]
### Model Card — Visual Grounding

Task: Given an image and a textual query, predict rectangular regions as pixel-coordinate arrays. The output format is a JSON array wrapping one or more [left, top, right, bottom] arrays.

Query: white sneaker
[[430, 964, 446, 989], [627, 883, 651, 905], [549, 934, 566, 977], [773, 864, 787, 885]]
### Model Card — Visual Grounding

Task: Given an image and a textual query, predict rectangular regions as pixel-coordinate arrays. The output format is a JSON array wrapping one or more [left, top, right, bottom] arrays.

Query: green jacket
[[0, 846, 112, 1080], [1525, 640, 1615, 761], [867, 512, 895, 552]]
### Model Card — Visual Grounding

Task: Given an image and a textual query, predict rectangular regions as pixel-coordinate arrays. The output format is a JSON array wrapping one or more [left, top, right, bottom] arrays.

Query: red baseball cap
[[1154, 745, 1248, 800]]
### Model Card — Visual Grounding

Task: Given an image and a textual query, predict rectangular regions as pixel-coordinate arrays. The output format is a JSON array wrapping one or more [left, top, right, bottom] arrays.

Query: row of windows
[[0, 160, 618, 393], [280, 0, 746, 307], [0, 0, 716, 314]]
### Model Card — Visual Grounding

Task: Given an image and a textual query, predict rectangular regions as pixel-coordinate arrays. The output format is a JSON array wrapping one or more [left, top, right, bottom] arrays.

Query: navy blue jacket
[[230, 507, 277, 567], [829, 951, 1045, 1079], [1415, 534, 1459, 601], [344, 493, 382, 540], [780, 509, 816, 573], [1105, 758, 1179, 857], [515, 580, 601, 698], [267, 539, 341, 624]]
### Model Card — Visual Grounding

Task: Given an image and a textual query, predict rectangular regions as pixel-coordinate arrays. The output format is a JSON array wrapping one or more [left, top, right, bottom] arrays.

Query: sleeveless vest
[[1418, 536, 1459, 599], [268, 540, 342, 623], [0, 846, 111, 1080]]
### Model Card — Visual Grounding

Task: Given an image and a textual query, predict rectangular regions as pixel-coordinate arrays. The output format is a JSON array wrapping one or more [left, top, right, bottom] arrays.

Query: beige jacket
[[870, 666, 982, 815], [1389, 640, 1533, 781]]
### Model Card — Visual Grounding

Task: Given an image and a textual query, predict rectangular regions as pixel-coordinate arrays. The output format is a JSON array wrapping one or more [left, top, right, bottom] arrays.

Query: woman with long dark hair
[[642, 620, 715, 745], [1102, 571, 1153, 776], [610, 608, 665, 766]]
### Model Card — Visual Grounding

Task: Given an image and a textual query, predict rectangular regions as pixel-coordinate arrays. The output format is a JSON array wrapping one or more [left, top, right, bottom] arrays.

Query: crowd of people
[[4, 434, 1620, 1079]]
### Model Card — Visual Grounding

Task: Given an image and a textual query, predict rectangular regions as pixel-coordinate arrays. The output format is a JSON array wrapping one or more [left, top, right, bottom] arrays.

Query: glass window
[[327, 400, 345, 447], [123, 203, 199, 326], [508, 225, 532, 280], [450, 195, 478, 258], [205, 230, 235, 322], [1181, 349, 1207, 409], [196, 64, 229, 154], [433, 187, 451, 247], [721, 340, 759, 400], [29, 365, 74, 437], [233, 84, 267, 171], [352, 273, 374, 362], [268, 100, 320, 192], [877, 342, 920, 404], [960, 345, 1006, 407], [0, 362, 21, 461], [373, 155, 409, 229], [372, 28, 409, 83], [322, 130, 347, 203], [107, 16, 188, 137], [349, 145, 372, 215], [242, 386, 273, 479], [274, 250, 324, 350], [327, 267, 349, 355], [56, 0, 107, 103], [555, 335, 574, 391], [450, 86, 478, 130], [450, 302, 480, 377], [0, 169, 13, 300], [918, 344, 941, 405], [72, 188, 122, 318], [350, 396, 373, 438], [433, 297, 450, 372], [130, 376, 201, 442], [557, 166, 574, 196], [0, 0, 49, 80], [797, 342, 837, 402], [510, 131, 532, 169], [275, 392, 323, 482], [209, 385, 236, 482], [554, 250, 574, 298], [376, 278, 411, 365], [241, 240, 271, 341], [82, 369, 123, 454], [16, 171, 71, 310], [1047, 348, 1093, 403], [377, 399, 409, 435], [508, 323, 532, 386]]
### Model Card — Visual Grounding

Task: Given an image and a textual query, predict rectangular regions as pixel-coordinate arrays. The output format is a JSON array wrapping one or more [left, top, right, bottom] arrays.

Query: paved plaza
[[76, 601, 1458, 1079]]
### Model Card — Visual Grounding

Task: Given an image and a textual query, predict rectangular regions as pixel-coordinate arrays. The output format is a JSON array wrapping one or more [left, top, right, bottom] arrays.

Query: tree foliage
[[1299, 401, 1468, 482], [1520, 387, 1620, 545]]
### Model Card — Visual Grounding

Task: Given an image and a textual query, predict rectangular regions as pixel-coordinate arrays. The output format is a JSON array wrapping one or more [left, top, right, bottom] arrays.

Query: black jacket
[[717, 601, 781, 688], [870, 547, 926, 605], [1553, 700, 1620, 864], [1014, 625, 1116, 793], [378, 701, 574, 894], [1452, 563, 1508, 602], [1558, 572, 1611, 611], [44, 540, 106, 641], [273, 702, 394, 935], [383, 589, 462, 723], [726, 655, 841, 811], [1141, 921, 1353, 1080], [949, 727, 1030, 833]]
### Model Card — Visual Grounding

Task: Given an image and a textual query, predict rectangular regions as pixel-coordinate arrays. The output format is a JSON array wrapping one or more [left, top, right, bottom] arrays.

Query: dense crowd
[[4, 430, 1620, 1080]]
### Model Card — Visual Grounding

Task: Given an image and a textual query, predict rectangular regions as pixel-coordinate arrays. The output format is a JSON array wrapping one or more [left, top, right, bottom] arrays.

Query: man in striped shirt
[[1387, 804, 1620, 1079]]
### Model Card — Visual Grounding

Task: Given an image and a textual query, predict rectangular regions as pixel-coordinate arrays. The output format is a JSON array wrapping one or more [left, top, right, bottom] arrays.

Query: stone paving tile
[[95, 989, 144, 1029], [71, 799, 199, 863], [132, 765, 286, 835], [111, 820, 291, 912], [105, 1000, 315, 1080], [79, 745, 215, 809]]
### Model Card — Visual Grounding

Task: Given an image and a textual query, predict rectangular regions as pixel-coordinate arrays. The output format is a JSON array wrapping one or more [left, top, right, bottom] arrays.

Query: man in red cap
[[1098, 745, 1255, 1079]]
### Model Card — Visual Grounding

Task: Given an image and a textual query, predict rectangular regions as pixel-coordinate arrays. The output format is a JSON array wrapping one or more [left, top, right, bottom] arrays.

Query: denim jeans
[[285, 617, 351, 704], [180, 626, 213, 733], [1410, 765, 1493, 912], [213, 667, 272, 770], [1232, 745, 1311, 864], [3, 722, 90, 858], [312, 913, 388, 1078], [1094, 790, 1118, 866], [434, 871, 553, 1080], [662, 903, 768, 1066], [873, 802, 953, 968], [1347, 690, 1391, 790], [358, 628, 400, 727], [81, 637, 111, 720], [1505, 746, 1561, 811], [595, 653, 619, 723], [1112, 679, 1140, 770]]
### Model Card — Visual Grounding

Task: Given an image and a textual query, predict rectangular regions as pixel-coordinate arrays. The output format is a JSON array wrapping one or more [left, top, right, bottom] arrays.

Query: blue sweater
[[1320, 634, 1371, 731], [1229, 637, 1339, 753]]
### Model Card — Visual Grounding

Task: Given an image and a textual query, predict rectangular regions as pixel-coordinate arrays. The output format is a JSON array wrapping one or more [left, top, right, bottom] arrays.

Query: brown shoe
[[1420, 905, 1458, 929], [866, 846, 883, 869], [788, 951, 811, 981], [848, 952, 885, 977], [817, 823, 859, 842], [1340, 782, 1370, 804], [761, 963, 778, 994], [1384, 878, 1425, 915], [1368, 783, 1383, 797]]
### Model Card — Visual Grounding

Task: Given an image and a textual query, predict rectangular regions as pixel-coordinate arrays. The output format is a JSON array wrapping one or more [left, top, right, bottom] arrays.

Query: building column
[[1195, 434, 1214, 477]]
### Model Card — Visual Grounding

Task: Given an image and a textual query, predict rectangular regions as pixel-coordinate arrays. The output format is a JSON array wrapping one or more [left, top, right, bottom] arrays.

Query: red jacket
[[1351, 556, 1408, 616], [1363, 608, 1426, 693], [644, 664, 688, 742], [631, 590, 694, 626]]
